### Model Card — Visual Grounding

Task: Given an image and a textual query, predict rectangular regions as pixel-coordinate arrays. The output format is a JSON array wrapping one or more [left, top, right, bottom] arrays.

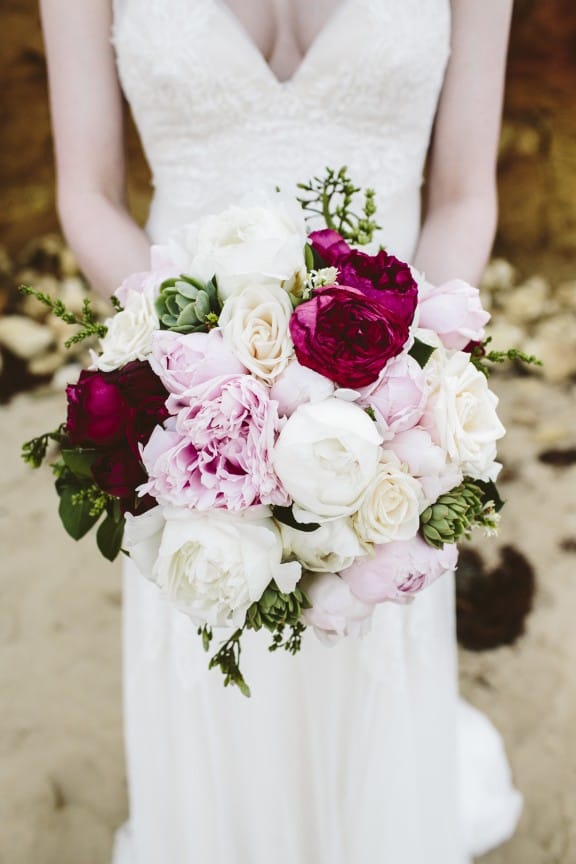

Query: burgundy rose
[[66, 372, 127, 447], [309, 228, 418, 301], [66, 361, 169, 450], [289, 283, 415, 388], [66, 360, 169, 512], [91, 448, 146, 501]]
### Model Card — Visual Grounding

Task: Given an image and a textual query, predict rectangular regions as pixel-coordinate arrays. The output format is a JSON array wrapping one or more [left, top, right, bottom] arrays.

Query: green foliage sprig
[[22, 425, 66, 468], [18, 285, 107, 348], [200, 581, 311, 697], [297, 166, 380, 246], [470, 337, 542, 377]]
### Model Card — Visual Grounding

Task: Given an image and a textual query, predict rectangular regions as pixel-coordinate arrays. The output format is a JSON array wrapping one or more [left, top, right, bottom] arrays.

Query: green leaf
[[61, 448, 97, 479], [57, 483, 101, 540], [272, 505, 320, 533], [96, 512, 125, 561], [409, 338, 436, 369], [475, 478, 505, 513]]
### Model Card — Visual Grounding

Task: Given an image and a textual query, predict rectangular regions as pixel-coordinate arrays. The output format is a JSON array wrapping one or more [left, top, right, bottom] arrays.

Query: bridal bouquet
[[22, 168, 537, 694]]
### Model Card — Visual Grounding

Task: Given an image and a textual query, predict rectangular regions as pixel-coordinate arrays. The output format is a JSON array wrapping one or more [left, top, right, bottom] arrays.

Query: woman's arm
[[40, 0, 151, 297], [412, 0, 514, 286]]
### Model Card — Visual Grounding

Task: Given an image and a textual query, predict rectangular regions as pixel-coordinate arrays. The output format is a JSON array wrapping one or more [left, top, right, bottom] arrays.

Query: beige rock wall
[[1, 0, 575, 275]]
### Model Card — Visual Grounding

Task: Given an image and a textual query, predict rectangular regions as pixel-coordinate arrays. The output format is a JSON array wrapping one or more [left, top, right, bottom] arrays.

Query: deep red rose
[[309, 228, 418, 302], [289, 283, 415, 388], [66, 361, 169, 509], [66, 361, 169, 450], [66, 372, 127, 447], [91, 447, 146, 501]]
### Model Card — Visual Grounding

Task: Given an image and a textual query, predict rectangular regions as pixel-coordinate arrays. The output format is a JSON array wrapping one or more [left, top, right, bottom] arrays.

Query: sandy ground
[[0, 374, 575, 864]]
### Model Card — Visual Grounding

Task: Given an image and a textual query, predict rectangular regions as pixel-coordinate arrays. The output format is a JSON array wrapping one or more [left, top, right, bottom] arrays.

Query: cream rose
[[218, 283, 294, 381], [272, 398, 382, 521], [124, 506, 301, 628], [96, 275, 159, 372], [422, 348, 505, 481], [279, 517, 367, 573], [352, 454, 422, 545]]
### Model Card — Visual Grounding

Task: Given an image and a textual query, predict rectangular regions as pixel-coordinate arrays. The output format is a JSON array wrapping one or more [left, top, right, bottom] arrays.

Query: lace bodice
[[112, 0, 451, 257]]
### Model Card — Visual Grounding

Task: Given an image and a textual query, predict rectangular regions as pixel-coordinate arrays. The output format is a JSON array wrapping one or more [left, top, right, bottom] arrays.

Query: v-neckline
[[212, 0, 351, 87]]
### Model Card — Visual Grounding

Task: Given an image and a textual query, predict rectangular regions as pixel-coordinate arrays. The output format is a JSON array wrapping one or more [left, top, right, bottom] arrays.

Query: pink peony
[[269, 358, 334, 417], [341, 535, 458, 604], [149, 329, 245, 409], [357, 353, 427, 439], [386, 427, 463, 504], [301, 571, 374, 644], [418, 279, 490, 351], [139, 375, 289, 511]]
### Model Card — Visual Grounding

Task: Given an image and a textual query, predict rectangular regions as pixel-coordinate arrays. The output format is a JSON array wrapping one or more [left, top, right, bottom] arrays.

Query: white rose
[[96, 281, 159, 372], [352, 454, 422, 545], [301, 571, 374, 645], [218, 283, 294, 381], [422, 348, 505, 480], [187, 200, 307, 302], [279, 516, 367, 573], [124, 506, 301, 627], [272, 398, 382, 520], [123, 505, 165, 579]]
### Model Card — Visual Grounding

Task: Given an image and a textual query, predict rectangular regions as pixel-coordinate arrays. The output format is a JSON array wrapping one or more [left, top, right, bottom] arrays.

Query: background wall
[[1, 0, 575, 279]]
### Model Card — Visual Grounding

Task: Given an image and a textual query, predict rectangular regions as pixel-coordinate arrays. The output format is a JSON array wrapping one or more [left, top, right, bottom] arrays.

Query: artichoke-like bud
[[155, 274, 221, 333], [420, 480, 486, 549], [245, 581, 311, 634]]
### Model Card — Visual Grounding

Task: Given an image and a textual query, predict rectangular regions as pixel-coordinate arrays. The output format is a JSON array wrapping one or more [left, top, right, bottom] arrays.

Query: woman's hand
[[40, 0, 151, 297], [413, 0, 514, 287]]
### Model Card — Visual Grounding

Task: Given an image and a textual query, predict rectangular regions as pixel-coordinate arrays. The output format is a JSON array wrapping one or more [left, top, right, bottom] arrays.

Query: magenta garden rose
[[289, 282, 416, 388], [309, 228, 417, 295], [290, 228, 418, 387]]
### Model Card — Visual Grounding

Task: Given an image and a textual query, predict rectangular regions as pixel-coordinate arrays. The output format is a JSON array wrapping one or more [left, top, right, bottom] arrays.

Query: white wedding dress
[[111, 1, 522, 862]]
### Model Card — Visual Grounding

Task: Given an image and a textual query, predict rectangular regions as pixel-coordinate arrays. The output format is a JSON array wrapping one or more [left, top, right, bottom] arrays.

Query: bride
[[40, 0, 522, 861]]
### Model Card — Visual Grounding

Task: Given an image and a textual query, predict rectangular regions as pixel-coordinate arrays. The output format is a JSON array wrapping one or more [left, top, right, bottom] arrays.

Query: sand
[[1, 374, 575, 864]]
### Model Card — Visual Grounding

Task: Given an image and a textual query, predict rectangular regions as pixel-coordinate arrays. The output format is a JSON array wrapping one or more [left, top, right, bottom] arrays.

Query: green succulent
[[245, 581, 311, 634], [156, 274, 221, 333], [420, 479, 489, 549]]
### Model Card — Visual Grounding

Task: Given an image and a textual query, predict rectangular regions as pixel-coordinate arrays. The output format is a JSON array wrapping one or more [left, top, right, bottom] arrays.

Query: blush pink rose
[[357, 353, 427, 440], [301, 571, 374, 645], [140, 375, 289, 511], [269, 358, 334, 417], [386, 427, 463, 505], [418, 279, 490, 350], [149, 329, 245, 409], [341, 534, 458, 604]]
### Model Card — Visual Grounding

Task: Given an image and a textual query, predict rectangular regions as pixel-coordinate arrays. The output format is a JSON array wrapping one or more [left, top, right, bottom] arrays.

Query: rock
[[0, 315, 54, 360], [51, 362, 84, 391], [534, 422, 570, 447], [28, 348, 65, 378], [480, 258, 517, 294], [524, 314, 576, 383], [555, 281, 576, 313], [0, 244, 13, 315], [59, 276, 89, 315], [18, 233, 68, 276], [485, 321, 526, 353], [60, 245, 80, 278], [17, 273, 61, 321], [502, 275, 553, 325]]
